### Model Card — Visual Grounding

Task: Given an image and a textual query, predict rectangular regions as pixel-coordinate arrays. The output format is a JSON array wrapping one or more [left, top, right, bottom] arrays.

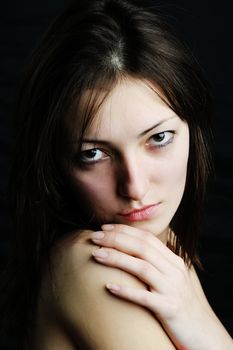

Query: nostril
[[117, 174, 149, 201]]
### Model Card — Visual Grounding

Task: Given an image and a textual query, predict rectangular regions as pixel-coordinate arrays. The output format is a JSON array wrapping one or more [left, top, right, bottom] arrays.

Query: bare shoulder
[[38, 230, 176, 350]]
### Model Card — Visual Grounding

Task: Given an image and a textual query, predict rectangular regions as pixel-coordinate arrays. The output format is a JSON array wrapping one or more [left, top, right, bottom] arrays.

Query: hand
[[90, 224, 232, 350]]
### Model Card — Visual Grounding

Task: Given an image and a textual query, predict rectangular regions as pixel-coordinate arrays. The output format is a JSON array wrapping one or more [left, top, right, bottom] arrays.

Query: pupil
[[155, 132, 165, 141], [86, 149, 97, 158]]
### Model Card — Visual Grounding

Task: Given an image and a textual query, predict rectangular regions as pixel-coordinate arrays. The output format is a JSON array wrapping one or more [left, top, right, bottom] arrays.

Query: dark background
[[0, 1, 232, 348]]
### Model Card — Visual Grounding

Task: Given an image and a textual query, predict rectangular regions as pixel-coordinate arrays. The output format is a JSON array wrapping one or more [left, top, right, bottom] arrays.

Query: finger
[[105, 283, 170, 319], [91, 231, 171, 274], [102, 223, 178, 264], [92, 248, 164, 291]]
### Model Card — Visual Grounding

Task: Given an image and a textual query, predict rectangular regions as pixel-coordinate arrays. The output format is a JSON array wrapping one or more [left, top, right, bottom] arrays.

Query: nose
[[117, 155, 150, 201]]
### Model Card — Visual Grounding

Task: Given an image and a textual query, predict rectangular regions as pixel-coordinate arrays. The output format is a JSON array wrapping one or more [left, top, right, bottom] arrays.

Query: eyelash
[[146, 130, 175, 149], [76, 148, 109, 166], [75, 131, 175, 166]]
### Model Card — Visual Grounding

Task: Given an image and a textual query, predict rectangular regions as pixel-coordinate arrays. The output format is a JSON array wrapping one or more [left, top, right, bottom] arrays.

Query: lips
[[118, 204, 159, 222]]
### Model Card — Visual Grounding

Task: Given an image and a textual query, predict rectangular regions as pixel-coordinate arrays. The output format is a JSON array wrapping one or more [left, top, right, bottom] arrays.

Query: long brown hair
[[1, 0, 213, 347]]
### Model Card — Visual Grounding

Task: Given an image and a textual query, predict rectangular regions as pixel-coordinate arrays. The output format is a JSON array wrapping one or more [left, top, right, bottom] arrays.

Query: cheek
[[157, 152, 188, 182], [170, 155, 188, 185], [157, 141, 189, 191], [69, 169, 114, 204]]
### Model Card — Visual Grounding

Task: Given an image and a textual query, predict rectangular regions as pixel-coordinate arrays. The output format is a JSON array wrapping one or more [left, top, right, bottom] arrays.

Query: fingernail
[[92, 231, 105, 240], [101, 224, 114, 231], [106, 283, 121, 292], [92, 249, 108, 258]]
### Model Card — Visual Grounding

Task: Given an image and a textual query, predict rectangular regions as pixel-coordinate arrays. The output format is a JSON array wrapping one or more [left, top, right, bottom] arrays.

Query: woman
[[1, 0, 232, 349]]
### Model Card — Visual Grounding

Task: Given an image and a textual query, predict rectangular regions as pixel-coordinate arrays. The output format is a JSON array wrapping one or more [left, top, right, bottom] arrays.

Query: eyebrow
[[139, 115, 177, 137], [79, 115, 178, 145]]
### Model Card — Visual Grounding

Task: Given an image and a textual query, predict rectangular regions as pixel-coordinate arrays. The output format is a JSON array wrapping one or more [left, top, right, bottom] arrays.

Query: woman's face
[[68, 78, 189, 241]]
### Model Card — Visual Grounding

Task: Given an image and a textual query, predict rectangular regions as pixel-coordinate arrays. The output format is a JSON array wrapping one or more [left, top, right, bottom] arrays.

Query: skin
[[67, 77, 232, 349], [68, 78, 189, 243], [90, 224, 232, 349], [35, 77, 233, 349]]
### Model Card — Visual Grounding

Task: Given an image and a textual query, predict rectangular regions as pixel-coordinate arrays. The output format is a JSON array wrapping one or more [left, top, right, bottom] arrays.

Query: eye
[[147, 131, 174, 148], [77, 148, 108, 164]]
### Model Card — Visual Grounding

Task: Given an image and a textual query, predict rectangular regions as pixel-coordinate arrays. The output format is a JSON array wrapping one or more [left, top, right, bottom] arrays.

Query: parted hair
[[1, 0, 213, 348]]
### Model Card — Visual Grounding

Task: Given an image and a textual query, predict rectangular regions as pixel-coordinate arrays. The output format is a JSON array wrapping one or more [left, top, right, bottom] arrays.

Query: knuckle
[[106, 248, 118, 263], [116, 224, 128, 233], [110, 232, 120, 245], [139, 260, 150, 277], [139, 243, 153, 263], [141, 291, 151, 306], [138, 239, 148, 255]]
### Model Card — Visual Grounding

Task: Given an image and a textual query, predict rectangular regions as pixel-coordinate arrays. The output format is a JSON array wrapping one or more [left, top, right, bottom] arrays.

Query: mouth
[[118, 204, 160, 222]]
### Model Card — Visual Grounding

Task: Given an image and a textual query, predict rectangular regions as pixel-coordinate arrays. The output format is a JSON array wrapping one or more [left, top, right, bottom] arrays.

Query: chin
[[125, 219, 169, 237]]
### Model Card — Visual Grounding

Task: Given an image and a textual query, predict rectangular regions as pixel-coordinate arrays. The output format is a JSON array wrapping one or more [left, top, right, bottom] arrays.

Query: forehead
[[84, 78, 176, 140]]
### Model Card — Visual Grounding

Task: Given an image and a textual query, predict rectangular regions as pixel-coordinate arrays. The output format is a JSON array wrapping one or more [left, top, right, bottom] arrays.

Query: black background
[[0, 1, 232, 348]]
